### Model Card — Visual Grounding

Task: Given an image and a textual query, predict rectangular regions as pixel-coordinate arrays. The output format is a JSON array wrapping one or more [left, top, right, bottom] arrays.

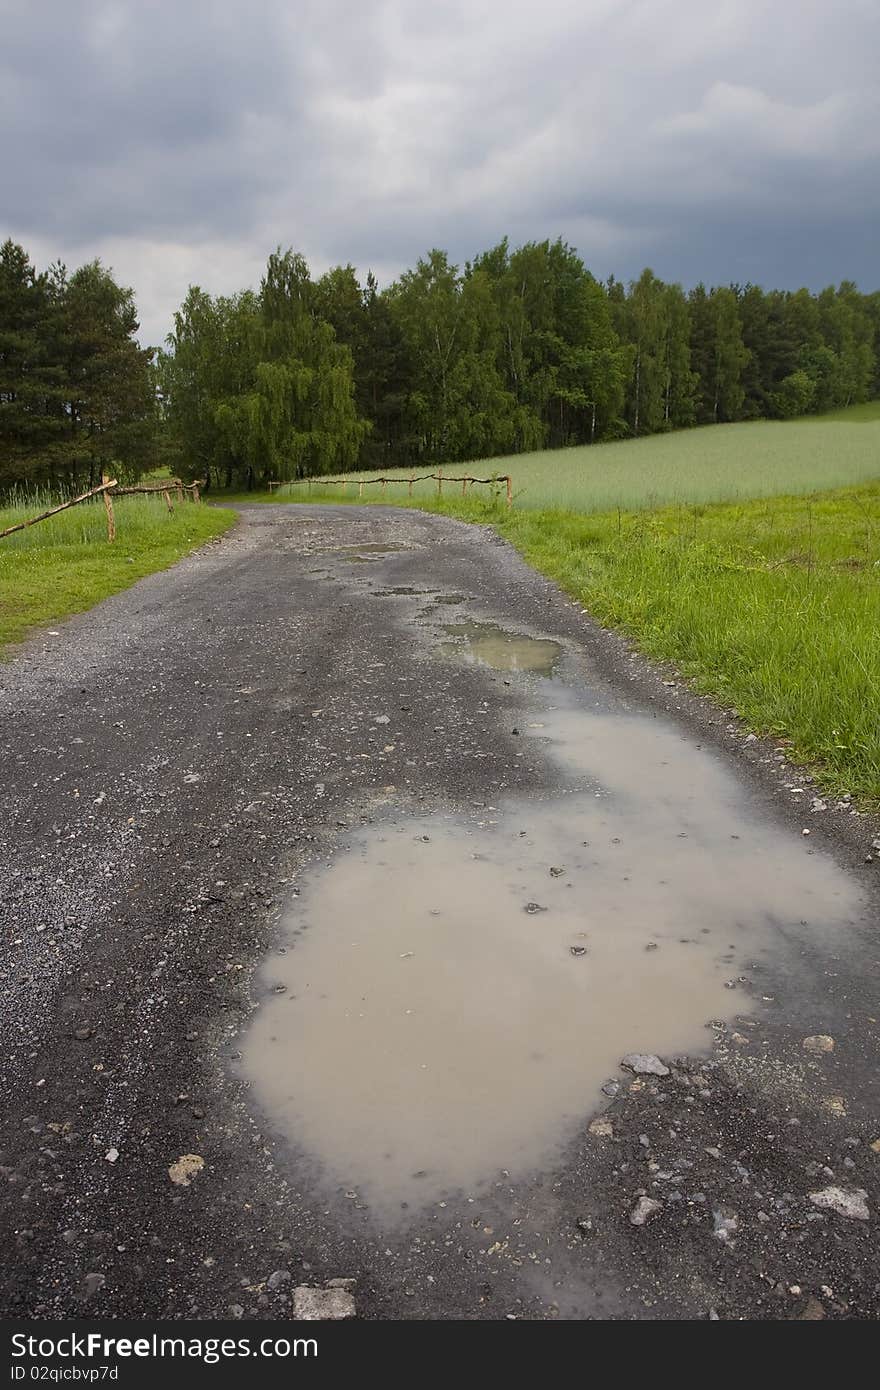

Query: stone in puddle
[[621, 1053, 670, 1077], [293, 1286, 356, 1320], [808, 1186, 869, 1221]]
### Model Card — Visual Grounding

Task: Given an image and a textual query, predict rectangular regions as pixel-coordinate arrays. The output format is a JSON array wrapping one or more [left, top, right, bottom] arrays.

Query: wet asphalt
[[1, 502, 878, 1322]]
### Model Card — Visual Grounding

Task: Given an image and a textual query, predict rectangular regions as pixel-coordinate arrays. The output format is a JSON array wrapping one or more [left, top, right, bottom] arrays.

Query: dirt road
[[1, 504, 878, 1320]]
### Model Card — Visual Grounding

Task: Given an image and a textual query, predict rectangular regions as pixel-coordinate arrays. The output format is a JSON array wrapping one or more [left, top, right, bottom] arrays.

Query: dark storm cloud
[[3, 0, 877, 344]]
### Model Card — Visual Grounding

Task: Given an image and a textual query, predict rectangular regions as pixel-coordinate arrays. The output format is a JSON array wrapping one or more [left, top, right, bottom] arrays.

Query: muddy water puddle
[[243, 708, 861, 1219], [335, 543, 410, 563], [439, 621, 562, 675], [371, 586, 431, 598]]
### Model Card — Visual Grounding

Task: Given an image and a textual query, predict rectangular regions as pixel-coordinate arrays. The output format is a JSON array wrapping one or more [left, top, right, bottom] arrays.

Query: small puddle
[[432, 593, 470, 606], [243, 707, 862, 1219], [371, 586, 427, 597], [335, 543, 409, 563], [439, 621, 562, 675]]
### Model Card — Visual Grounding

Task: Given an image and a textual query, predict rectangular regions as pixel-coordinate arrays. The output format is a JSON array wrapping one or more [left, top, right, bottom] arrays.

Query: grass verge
[[0, 492, 235, 653]]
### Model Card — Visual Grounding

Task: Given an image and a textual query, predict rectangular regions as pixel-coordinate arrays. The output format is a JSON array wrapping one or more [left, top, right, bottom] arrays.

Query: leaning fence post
[[101, 474, 116, 542], [162, 489, 174, 513]]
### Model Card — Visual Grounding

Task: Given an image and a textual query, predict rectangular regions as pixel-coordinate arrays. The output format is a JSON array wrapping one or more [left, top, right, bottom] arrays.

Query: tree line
[[0, 239, 158, 492], [2, 235, 878, 494]]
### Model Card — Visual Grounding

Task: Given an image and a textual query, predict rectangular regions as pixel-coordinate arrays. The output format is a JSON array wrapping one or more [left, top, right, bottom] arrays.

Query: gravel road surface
[[1, 503, 878, 1321]]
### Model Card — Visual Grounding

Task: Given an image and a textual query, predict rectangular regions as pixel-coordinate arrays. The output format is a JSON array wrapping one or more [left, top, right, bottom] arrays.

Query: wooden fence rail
[[0, 479, 119, 541], [273, 472, 513, 508], [0, 477, 204, 543]]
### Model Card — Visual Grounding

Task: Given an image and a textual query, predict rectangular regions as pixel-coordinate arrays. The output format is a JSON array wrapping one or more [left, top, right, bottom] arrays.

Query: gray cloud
[[2, 0, 877, 345]]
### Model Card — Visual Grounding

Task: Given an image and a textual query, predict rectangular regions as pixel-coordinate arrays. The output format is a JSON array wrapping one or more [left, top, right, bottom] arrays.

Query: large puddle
[[439, 621, 562, 675], [242, 709, 861, 1218]]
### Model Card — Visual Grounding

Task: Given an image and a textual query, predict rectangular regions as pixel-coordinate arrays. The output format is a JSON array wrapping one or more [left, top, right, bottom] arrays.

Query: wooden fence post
[[382, 478, 387, 496], [192, 483, 201, 504], [162, 489, 174, 513], [408, 476, 414, 497], [506, 475, 513, 509], [175, 482, 184, 505], [359, 481, 364, 498], [101, 474, 116, 541], [437, 469, 443, 497], [462, 478, 468, 497]]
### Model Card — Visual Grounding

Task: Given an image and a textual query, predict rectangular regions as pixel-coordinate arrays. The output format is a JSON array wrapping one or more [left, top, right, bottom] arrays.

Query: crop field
[[0, 489, 234, 651], [275, 404, 880, 513]]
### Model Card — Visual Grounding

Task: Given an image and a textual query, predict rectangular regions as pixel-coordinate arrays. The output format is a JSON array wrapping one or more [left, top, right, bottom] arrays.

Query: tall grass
[[497, 487, 880, 799], [0, 488, 234, 651]]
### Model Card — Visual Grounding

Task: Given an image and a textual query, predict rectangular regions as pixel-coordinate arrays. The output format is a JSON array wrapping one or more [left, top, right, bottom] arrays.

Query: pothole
[[439, 621, 562, 675], [241, 708, 861, 1219], [334, 543, 410, 562], [371, 586, 429, 597]]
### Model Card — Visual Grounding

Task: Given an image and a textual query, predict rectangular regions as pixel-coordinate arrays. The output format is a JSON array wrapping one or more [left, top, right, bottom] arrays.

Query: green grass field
[[0, 489, 235, 652], [271, 402, 880, 514], [253, 403, 880, 801], [496, 487, 880, 801]]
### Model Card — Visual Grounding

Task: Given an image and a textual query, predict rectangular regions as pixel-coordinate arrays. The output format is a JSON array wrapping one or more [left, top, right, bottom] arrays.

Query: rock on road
[[1, 503, 878, 1321]]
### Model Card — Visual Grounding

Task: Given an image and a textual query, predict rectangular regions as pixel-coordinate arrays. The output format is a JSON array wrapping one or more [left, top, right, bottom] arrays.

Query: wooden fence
[[0, 477, 204, 543], [270, 470, 513, 508]]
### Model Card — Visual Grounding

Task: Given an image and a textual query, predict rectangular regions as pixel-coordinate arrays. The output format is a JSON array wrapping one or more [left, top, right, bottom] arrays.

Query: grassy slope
[[258, 400, 880, 514], [495, 489, 880, 801], [0, 494, 235, 653]]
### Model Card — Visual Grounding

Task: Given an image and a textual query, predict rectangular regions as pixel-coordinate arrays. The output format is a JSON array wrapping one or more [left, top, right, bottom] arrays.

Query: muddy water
[[337, 543, 410, 562], [243, 707, 861, 1218], [439, 621, 562, 675]]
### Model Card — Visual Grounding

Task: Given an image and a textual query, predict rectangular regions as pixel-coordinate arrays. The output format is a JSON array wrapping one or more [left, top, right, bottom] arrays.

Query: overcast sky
[[3, 0, 878, 345]]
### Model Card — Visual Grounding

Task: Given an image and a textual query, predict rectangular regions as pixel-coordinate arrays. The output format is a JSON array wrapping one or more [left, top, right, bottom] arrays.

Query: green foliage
[[0, 239, 157, 492], [772, 369, 815, 419], [4, 233, 879, 493], [161, 251, 367, 489]]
